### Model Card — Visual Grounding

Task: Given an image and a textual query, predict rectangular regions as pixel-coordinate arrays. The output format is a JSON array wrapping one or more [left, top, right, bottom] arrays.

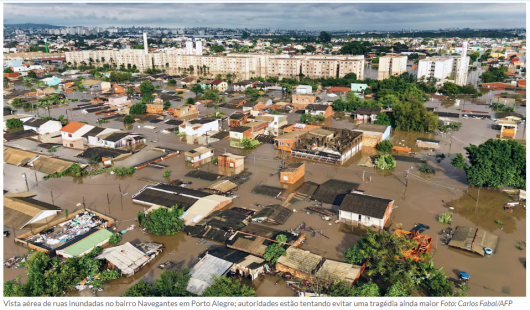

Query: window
[[68, 133, 72, 138], [279, 142, 284, 146], [286, 143, 290, 147]]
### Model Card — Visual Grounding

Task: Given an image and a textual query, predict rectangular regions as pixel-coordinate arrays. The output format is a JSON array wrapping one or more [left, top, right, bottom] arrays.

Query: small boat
[[120, 230, 128, 234], [484, 248, 493, 255]]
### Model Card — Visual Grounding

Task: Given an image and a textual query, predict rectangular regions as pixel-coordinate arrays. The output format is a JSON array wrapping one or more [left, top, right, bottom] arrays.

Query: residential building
[[22, 118, 62, 135], [186, 254, 233, 295], [211, 80, 228, 92], [184, 146, 214, 166], [205, 247, 267, 281], [179, 118, 221, 140], [98, 132, 146, 148], [377, 54, 408, 80], [280, 163, 305, 184], [417, 57, 454, 85], [81, 126, 121, 147], [353, 124, 392, 147], [292, 94, 316, 110], [295, 85, 313, 94], [4, 192, 61, 229], [258, 114, 287, 136], [60, 121, 95, 149], [354, 107, 382, 122], [305, 104, 334, 118], [217, 153, 245, 170], [338, 193, 394, 231], [229, 113, 249, 127], [174, 104, 198, 118], [95, 242, 164, 277]]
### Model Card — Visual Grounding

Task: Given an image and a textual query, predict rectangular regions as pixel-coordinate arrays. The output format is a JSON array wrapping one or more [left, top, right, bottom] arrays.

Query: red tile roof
[[329, 87, 351, 93], [60, 121, 87, 133]]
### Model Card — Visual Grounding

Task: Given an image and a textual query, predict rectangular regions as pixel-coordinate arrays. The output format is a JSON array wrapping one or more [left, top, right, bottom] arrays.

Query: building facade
[[377, 54, 408, 80]]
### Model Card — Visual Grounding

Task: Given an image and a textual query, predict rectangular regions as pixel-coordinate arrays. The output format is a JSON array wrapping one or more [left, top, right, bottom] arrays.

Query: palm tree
[[88, 57, 94, 66], [101, 57, 106, 63]]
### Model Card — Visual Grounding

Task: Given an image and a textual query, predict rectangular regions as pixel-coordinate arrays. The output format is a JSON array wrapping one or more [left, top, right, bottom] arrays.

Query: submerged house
[[3, 192, 61, 229], [448, 226, 499, 256], [206, 247, 267, 281], [353, 124, 391, 148], [338, 193, 394, 232], [184, 146, 214, 167], [253, 204, 293, 225], [276, 247, 322, 281], [96, 242, 164, 277], [98, 132, 146, 149], [289, 127, 363, 164], [280, 163, 305, 184], [186, 254, 234, 295]]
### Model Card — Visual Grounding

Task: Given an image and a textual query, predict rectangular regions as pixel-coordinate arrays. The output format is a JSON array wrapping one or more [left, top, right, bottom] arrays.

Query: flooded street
[[3, 82, 526, 297]]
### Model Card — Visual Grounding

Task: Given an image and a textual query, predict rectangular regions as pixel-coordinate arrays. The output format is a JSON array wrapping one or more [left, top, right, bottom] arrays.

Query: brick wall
[[280, 163, 305, 184], [362, 134, 382, 147]]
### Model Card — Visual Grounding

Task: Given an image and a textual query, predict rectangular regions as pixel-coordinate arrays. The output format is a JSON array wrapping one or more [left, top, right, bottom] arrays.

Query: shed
[[206, 247, 267, 280], [186, 254, 234, 295], [338, 193, 394, 231], [416, 139, 440, 150], [311, 179, 360, 205], [448, 226, 499, 256]]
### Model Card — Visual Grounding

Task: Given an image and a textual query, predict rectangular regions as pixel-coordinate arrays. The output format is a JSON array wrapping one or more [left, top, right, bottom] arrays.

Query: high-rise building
[[196, 41, 203, 56], [377, 54, 408, 80], [185, 41, 193, 55], [143, 33, 148, 55], [455, 41, 469, 86], [417, 57, 454, 85]]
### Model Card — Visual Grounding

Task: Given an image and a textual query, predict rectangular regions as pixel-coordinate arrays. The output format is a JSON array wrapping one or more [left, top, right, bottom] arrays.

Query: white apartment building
[[377, 54, 408, 80], [66, 50, 364, 79], [417, 57, 454, 85]]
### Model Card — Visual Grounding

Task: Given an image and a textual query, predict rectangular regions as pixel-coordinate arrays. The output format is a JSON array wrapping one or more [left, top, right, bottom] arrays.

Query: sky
[[4, 3, 526, 30]]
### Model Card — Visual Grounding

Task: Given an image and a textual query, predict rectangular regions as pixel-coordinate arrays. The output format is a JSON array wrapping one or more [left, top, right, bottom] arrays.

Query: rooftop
[[60, 121, 87, 133], [339, 193, 393, 219]]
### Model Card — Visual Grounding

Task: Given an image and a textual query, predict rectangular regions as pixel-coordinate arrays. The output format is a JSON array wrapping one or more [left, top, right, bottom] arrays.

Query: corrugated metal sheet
[[60, 229, 113, 257], [186, 254, 233, 295]]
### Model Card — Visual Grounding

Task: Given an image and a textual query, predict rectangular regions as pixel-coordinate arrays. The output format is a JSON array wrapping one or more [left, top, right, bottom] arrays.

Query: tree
[[244, 87, 260, 100], [305, 45, 316, 53], [154, 269, 190, 297], [4, 67, 14, 73], [319, 31, 332, 43], [108, 233, 122, 245], [300, 113, 314, 124], [126, 86, 135, 99], [480, 67, 507, 83], [352, 282, 381, 297], [385, 280, 411, 297], [240, 137, 260, 149], [129, 103, 147, 115], [451, 139, 525, 188], [11, 97, 25, 108], [185, 97, 195, 105], [27, 70, 37, 79], [123, 279, 154, 297], [6, 118, 23, 129], [373, 153, 396, 170], [392, 100, 438, 132], [201, 276, 256, 297], [191, 84, 203, 96], [139, 80, 156, 101], [264, 243, 286, 265], [4, 76, 9, 88], [163, 101, 171, 110], [438, 82, 461, 96], [209, 45, 225, 53], [373, 112, 391, 125], [377, 140, 393, 153], [203, 89, 220, 101], [167, 79, 177, 86], [123, 114, 135, 124], [163, 170, 171, 178], [138, 206, 185, 236]]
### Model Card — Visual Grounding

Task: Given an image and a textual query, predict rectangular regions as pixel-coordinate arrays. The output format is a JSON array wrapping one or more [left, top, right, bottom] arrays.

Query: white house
[[296, 85, 313, 94], [11, 65, 45, 76], [338, 193, 394, 232], [179, 118, 221, 138], [81, 126, 121, 146], [60, 121, 95, 149], [23, 118, 62, 135], [261, 114, 288, 136], [184, 146, 214, 166], [98, 132, 146, 149], [108, 95, 130, 107]]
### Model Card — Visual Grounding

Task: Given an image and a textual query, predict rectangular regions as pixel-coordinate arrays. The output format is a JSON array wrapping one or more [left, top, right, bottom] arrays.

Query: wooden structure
[[393, 229, 432, 261], [448, 226, 499, 256]]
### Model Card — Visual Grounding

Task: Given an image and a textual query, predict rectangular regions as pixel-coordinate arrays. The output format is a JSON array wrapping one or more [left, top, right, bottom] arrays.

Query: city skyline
[[4, 3, 526, 30]]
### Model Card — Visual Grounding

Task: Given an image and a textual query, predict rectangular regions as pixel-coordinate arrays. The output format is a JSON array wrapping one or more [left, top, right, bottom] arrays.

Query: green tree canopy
[[376, 140, 393, 153], [392, 100, 438, 132], [264, 243, 287, 265], [480, 66, 508, 83], [373, 153, 396, 170], [139, 80, 156, 98], [167, 79, 177, 86], [6, 118, 23, 129], [129, 103, 147, 115], [373, 112, 392, 126], [192, 84, 203, 96], [138, 206, 185, 236], [163, 101, 171, 110], [203, 89, 220, 101], [201, 276, 256, 297], [319, 31, 332, 43], [123, 279, 154, 297], [185, 97, 195, 105], [154, 269, 190, 297], [451, 139, 525, 188], [27, 70, 38, 79], [123, 114, 135, 124], [4, 67, 14, 73]]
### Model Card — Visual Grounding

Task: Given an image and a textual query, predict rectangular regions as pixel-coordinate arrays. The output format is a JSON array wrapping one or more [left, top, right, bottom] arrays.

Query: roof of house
[[277, 247, 322, 275], [188, 118, 218, 125], [185, 170, 222, 181], [134, 188, 199, 210], [495, 112, 524, 119], [240, 223, 298, 243], [355, 107, 381, 115], [185, 146, 212, 155], [96, 242, 152, 275], [306, 104, 329, 111], [22, 118, 50, 128], [57, 228, 113, 258], [312, 179, 360, 205], [252, 184, 285, 198], [165, 119, 184, 126], [230, 126, 251, 133], [4, 129, 40, 142], [199, 208, 252, 231], [60, 121, 87, 133], [435, 111, 460, 118], [448, 226, 499, 256], [339, 193, 393, 219], [81, 126, 106, 138], [4, 192, 61, 229], [186, 254, 234, 295], [76, 147, 130, 159], [315, 259, 362, 283], [206, 247, 266, 269], [354, 123, 389, 133], [31, 156, 75, 174], [255, 115, 274, 122], [230, 113, 247, 120], [309, 128, 334, 137], [3, 147, 38, 167], [253, 205, 293, 225], [100, 131, 142, 142], [220, 153, 245, 160], [281, 162, 304, 173]]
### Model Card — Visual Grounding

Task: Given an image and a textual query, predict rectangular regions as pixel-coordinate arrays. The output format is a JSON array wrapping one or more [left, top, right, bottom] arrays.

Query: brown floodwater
[[3, 109, 526, 297]]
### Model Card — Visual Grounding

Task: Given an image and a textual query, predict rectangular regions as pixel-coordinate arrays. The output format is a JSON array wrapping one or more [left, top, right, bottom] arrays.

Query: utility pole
[[107, 194, 111, 214], [51, 191, 55, 206], [475, 187, 481, 224], [22, 173, 29, 191], [119, 184, 123, 211]]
